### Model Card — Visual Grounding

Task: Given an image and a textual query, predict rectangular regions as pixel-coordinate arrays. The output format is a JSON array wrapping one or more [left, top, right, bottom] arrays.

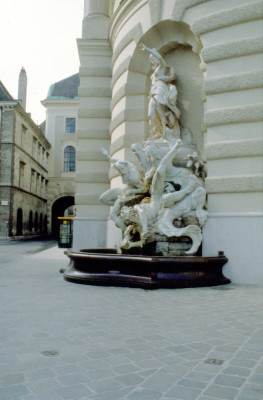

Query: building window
[[19, 161, 25, 188], [36, 173, 40, 195], [40, 176, 45, 196], [64, 146, 76, 171], [30, 169, 36, 193], [32, 137, 37, 157], [65, 118, 76, 133], [21, 125, 27, 147]]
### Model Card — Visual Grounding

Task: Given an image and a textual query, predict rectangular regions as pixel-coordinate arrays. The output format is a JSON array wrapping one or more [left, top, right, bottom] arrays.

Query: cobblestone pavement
[[0, 243, 263, 400]]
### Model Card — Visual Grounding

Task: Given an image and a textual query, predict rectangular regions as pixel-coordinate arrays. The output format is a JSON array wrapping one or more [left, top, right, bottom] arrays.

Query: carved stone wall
[[74, 0, 263, 282], [0, 103, 50, 238], [106, 0, 263, 282]]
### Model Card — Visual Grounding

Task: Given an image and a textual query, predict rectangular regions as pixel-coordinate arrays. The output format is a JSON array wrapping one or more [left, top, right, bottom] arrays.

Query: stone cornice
[[0, 101, 17, 107], [15, 102, 51, 150], [41, 98, 79, 107], [0, 184, 48, 202], [77, 38, 112, 56], [1, 101, 51, 150]]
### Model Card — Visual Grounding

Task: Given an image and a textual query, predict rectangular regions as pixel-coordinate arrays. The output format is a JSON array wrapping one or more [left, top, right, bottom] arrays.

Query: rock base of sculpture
[[64, 249, 230, 289], [121, 236, 194, 256]]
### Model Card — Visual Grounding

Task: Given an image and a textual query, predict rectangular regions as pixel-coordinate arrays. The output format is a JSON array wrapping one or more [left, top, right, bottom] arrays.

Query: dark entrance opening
[[16, 208, 23, 236], [34, 212, 39, 233], [51, 196, 74, 238], [39, 213, 43, 234], [43, 215, 48, 235], [29, 210, 33, 232]]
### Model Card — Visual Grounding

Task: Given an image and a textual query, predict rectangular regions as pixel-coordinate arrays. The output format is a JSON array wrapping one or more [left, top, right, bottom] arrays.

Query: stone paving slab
[[0, 243, 263, 399]]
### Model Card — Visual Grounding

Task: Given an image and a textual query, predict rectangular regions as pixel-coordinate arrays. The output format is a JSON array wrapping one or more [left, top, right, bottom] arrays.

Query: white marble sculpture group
[[100, 44, 207, 255]]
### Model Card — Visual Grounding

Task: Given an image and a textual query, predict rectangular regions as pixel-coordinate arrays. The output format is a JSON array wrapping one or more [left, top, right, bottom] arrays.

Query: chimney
[[18, 67, 27, 110]]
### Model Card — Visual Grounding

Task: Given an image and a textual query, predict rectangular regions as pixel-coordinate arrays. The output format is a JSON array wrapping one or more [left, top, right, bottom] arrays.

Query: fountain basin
[[64, 249, 230, 289]]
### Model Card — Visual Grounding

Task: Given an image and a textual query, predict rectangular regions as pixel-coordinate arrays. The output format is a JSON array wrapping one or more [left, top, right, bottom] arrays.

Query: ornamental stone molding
[[205, 70, 263, 94], [205, 139, 263, 160], [205, 175, 263, 194], [191, 1, 263, 35]]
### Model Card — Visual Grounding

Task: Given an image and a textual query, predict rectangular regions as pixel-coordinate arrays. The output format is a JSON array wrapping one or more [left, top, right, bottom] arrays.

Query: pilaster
[[73, 2, 112, 248]]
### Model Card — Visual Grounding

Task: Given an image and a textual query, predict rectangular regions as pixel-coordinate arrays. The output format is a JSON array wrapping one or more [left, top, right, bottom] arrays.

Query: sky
[[0, 0, 84, 124]]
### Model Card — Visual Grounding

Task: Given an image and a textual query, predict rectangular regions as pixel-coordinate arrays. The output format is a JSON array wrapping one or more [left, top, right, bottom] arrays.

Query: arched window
[[64, 146, 75, 171], [29, 210, 33, 231]]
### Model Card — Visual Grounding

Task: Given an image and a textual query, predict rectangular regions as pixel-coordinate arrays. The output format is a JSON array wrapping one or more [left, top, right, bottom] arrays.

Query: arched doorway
[[34, 212, 39, 233], [28, 210, 33, 232], [16, 208, 23, 236], [51, 196, 74, 237], [39, 214, 43, 234], [43, 215, 48, 235]]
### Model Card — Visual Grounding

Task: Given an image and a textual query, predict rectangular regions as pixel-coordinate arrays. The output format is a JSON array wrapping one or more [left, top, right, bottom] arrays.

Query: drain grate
[[204, 358, 224, 365], [41, 350, 59, 356]]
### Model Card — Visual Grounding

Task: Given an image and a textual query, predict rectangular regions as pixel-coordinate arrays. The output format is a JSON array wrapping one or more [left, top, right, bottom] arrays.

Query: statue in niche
[[139, 43, 181, 141], [100, 43, 207, 256]]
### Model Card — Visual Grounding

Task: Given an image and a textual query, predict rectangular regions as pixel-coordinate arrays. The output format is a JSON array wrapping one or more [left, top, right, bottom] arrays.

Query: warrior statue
[[139, 43, 181, 141]]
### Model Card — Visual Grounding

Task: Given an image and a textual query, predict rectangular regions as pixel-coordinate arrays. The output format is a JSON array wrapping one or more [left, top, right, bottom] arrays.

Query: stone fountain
[[64, 44, 230, 288]]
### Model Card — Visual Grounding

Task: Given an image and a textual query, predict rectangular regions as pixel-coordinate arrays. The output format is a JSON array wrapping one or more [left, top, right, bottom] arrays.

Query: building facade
[[0, 77, 50, 238], [41, 74, 79, 236], [72, 0, 263, 284]]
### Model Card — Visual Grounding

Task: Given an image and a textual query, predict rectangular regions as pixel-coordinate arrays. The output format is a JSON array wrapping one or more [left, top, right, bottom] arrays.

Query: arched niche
[[125, 20, 204, 156]]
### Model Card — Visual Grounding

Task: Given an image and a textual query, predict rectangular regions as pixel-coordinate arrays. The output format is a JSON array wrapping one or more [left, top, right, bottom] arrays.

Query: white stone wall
[[42, 100, 78, 233], [75, 0, 263, 282], [108, 0, 263, 283]]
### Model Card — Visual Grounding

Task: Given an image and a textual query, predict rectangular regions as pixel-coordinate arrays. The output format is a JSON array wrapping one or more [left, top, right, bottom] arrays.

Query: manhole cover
[[204, 358, 224, 365], [41, 350, 59, 356]]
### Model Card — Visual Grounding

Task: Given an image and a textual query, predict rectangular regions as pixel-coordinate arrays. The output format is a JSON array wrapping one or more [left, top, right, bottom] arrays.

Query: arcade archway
[[51, 196, 74, 237], [16, 208, 23, 236]]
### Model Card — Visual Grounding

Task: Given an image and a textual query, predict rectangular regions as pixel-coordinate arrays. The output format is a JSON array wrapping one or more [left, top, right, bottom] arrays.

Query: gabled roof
[[0, 81, 14, 101], [47, 73, 79, 99]]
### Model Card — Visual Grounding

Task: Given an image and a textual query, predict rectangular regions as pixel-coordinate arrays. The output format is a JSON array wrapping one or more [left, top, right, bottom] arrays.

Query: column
[[73, 0, 112, 248]]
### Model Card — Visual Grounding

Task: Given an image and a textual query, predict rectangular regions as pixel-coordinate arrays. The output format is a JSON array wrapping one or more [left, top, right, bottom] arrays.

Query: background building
[[72, 0, 263, 284], [0, 70, 50, 238], [41, 74, 79, 237]]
